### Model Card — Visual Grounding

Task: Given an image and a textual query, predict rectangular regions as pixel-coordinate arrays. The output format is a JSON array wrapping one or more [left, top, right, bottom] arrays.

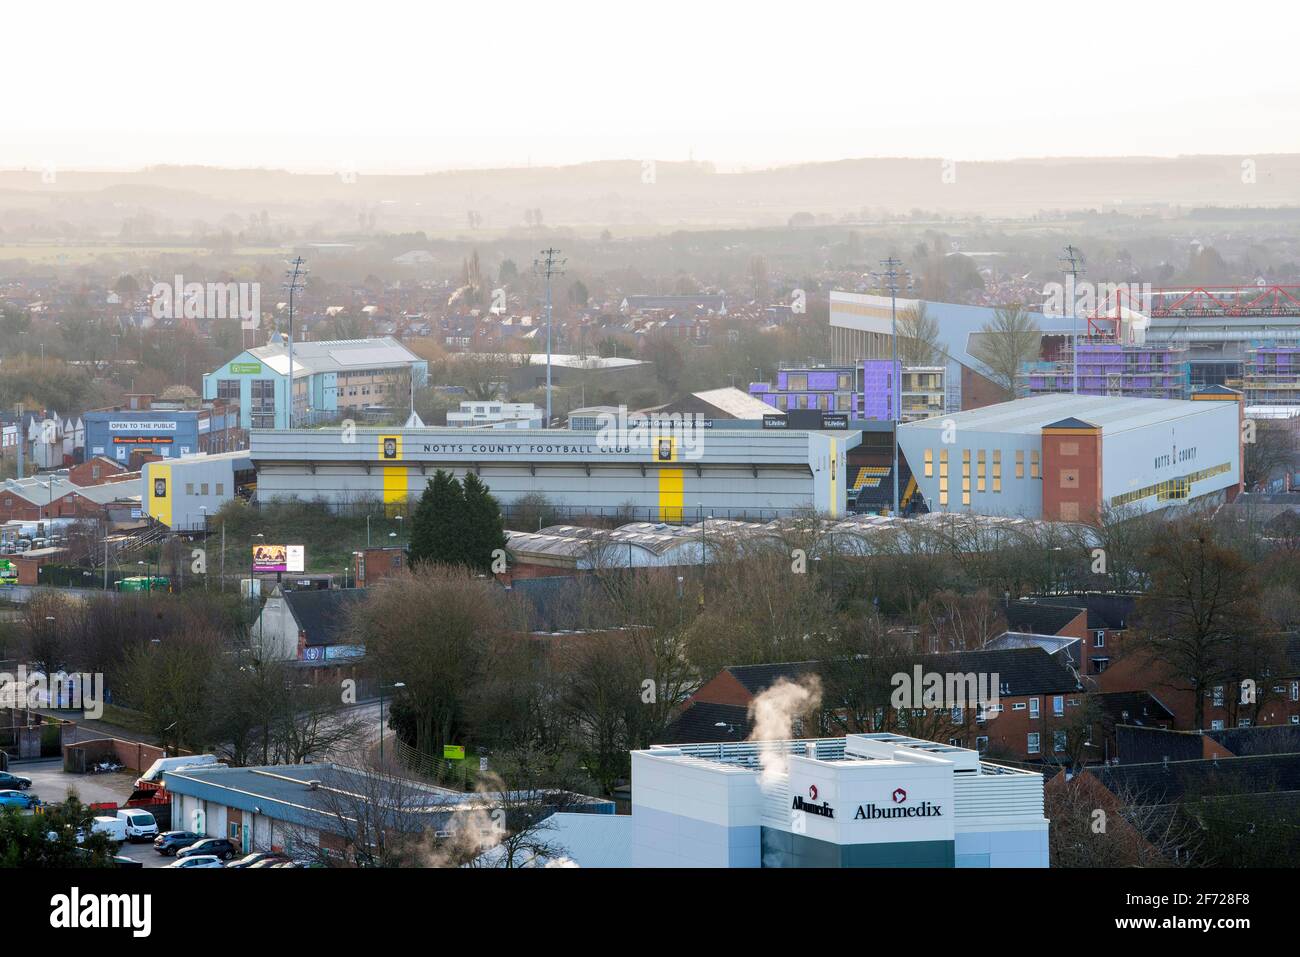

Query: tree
[[896, 301, 942, 366], [408, 470, 468, 568], [461, 472, 507, 573], [1243, 419, 1300, 490], [353, 566, 518, 756], [1128, 518, 1265, 730], [0, 798, 117, 867], [969, 302, 1040, 396]]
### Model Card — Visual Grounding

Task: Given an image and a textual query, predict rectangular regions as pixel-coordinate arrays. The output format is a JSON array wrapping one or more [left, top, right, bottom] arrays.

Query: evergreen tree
[[409, 470, 467, 567], [462, 472, 508, 573]]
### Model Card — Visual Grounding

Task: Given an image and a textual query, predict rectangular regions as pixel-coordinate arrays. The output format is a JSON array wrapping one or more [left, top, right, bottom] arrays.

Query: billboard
[[251, 543, 305, 573]]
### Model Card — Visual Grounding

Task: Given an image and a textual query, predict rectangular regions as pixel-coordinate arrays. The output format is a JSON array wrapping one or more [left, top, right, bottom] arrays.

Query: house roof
[[658, 701, 752, 745], [1096, 753, 1300, 805], [1025, 593, 1136, 631], [283, 588, 368, 647], [1005, 601, 1084, 636], [721, 646, 1081, 700]]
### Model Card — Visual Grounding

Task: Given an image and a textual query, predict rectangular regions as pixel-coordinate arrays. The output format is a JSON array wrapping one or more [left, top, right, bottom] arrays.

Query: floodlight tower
[[283, 257, 309, 427], [1059, 246, 1085, 394], [533, 248, 566, 427], [879, 257, 913, 517]]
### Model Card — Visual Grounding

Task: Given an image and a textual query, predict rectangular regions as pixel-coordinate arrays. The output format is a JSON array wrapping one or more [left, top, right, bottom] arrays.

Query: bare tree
[[969, 302, 1040, 396]]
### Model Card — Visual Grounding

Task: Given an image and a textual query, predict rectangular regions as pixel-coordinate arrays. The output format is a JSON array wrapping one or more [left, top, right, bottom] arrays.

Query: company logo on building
[[791, 794, 835, 818], [892, 787, 907, 804], [808, 784, 819, 800], [151, 274, 260, 329], [855, 799, 943, 820]]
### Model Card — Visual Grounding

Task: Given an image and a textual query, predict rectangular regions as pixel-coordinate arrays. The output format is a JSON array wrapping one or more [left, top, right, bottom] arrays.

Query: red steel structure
[[1149, 285, 1300, 318]]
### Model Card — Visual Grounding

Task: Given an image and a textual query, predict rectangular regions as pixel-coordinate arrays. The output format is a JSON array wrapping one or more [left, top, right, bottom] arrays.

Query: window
[[1027, 733, 1040, 755], [228, 822, 241, 841], [217, 379, 241, 400], [975, 736, 989, 752], [786, 374, 808, 391], [185, 483, 195, 495], [1292, 681, 1299, 702], [1031, 449, 1041, 479], [200, 483, 209, 495], [91, 466, 101, 480], [977, 449, 986, 492], [1211, 719, 1225, 731], [1012, 702, 1027, 711], [1213, 685, 1225, 707], [838, 373, 851, 390], [1238, 718, 1251, 728], [1015, 449, 1025, 478], [1053, 730, 1067, 752], [1052, 695, 1064, 716], [951, 707, 964, 723], [1291, 716, 1299, 726], [216, 483, 224, 496], [1029, 697, 1040, 718], [1095, 630, 1105, 648], [992, 449, 1001, 493], [924, 448, 933, 478]]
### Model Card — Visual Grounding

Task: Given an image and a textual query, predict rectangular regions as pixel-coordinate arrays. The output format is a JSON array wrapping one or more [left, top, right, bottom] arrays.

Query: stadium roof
[[249, 336, 422, 378], [900, 393, 1235, 437]]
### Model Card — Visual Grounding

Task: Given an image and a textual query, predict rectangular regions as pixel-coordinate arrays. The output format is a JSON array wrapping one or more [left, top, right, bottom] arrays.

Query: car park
[[226, 851, 288, 868], [0, 771, 32, 790], [176, 837, 236, 861], [0, 789, 38, 809], [118, 809, 159, 842], [153, 830, 204, 856], [167, 854, 224, 869], [90, 815, 127, 843]]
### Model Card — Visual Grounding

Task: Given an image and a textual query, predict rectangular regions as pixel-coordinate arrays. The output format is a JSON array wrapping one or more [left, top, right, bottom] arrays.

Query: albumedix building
[[628, 734, 1049, 868]]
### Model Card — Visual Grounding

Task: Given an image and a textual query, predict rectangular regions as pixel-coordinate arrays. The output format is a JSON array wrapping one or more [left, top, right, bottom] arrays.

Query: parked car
[[167, 855, 224, 869], [226, 851, 288, 869], [154, 830, 204, 856], [176, 838, 236, 861], [90, 816, 127, 843], [0, 771, 32, 790], [0, 789, 38, 809], [117, 809, 158, 842]]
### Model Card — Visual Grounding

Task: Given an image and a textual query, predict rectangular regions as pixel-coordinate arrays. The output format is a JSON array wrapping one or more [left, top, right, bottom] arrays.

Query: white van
[[91, 816, 127, 843], [118, 809, 158, 842]]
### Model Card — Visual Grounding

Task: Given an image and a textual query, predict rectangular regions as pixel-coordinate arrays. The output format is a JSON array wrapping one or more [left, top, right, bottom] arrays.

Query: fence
[[391, 737, 476, 791]]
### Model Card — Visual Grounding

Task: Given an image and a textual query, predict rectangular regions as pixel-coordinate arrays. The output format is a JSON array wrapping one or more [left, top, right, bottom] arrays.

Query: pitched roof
[[722, 646, 1081, 700], [658, 701, 752, 745], [1096, 753, 1300, 805], [1005, 601, 1084, 636], [283, 588, 368, 647], [1026, 593, 1136, 631]]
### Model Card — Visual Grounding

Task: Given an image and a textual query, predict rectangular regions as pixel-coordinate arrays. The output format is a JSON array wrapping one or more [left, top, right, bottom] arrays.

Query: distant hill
[[1, 155, 1298, 232]]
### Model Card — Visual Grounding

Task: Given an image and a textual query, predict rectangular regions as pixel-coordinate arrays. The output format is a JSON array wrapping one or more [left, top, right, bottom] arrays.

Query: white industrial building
[[550, 733, 1049, 868]]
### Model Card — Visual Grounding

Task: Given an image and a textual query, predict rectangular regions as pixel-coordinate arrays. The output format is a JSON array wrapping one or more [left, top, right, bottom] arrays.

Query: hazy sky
[[10, 0, 1298, 173]]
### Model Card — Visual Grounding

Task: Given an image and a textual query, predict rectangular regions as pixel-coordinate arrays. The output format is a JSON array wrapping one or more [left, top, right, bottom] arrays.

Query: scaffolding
[[1240, 342, 1300, 407], [1020, 339, 1190, 400]]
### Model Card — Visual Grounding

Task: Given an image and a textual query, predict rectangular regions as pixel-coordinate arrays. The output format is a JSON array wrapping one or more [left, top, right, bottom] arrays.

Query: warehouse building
[[549, 733, 1048, 868], [204, 336, 428, 430], [84, 395, 243, 467], [896, 390, 1244, 521], [249, 425, 857, 521], [143, 451, 256, 531]]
